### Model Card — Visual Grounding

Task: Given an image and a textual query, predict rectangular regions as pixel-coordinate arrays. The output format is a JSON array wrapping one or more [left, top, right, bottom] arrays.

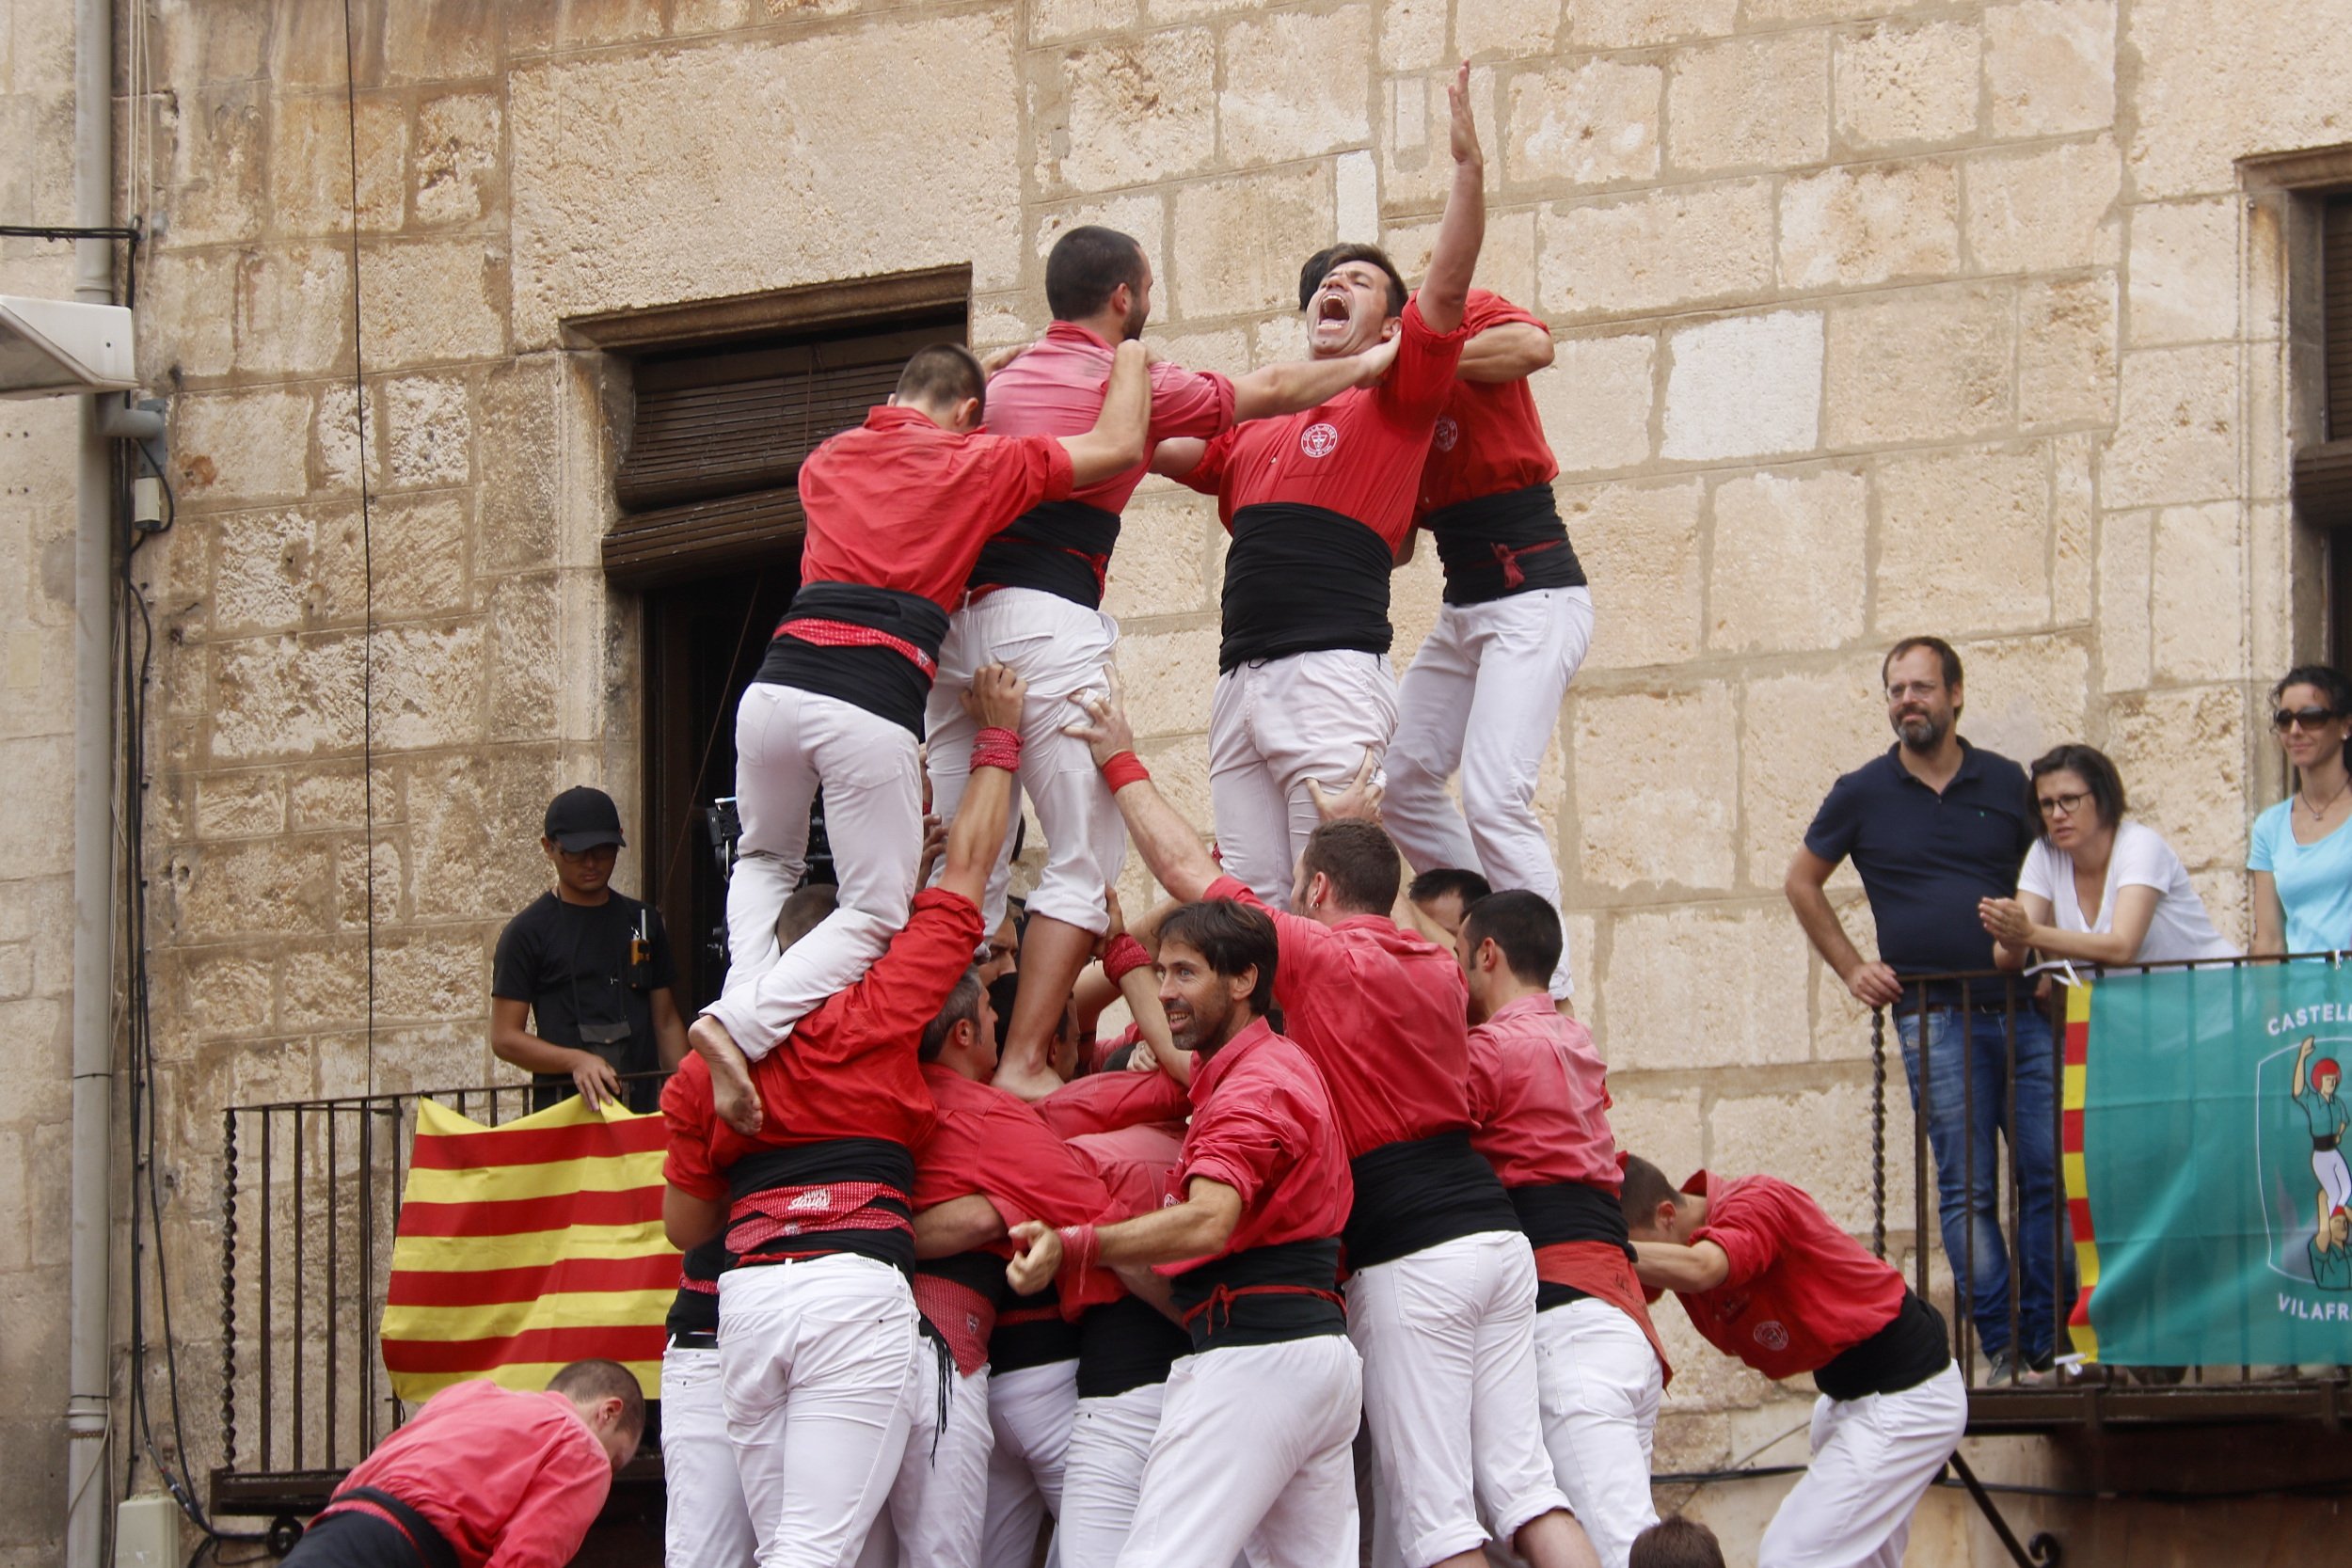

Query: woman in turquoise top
[[2251, 665, 2352, 957]]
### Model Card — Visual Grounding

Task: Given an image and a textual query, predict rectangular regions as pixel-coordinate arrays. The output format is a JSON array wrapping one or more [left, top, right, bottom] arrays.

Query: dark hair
[[919, 967, 986, 1063], [1462, 891, 1562, 988], [1629, 1516, 1724, 1568], [2274, 663, 2352, 716], [1882, 635, 1963, 691], [1298, 820, 1404, 913], [1296, 243, 1407, 319], [1408, 867, 1492, 908], [777, 883, 838, 950], [1156, 899, 1279, 1017], [895, 343, 987, 419], [986, 971, 1020, 1050], [548, 1359, 646, 1438], [1615, 1154, 1683, 1231], [2027, 744, 2127, 834], [1045, 226, 1149, 321]]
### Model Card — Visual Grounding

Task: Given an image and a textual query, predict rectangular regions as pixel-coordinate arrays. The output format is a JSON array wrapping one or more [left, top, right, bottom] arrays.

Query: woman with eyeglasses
[[1978, 743, 2236, 970], [2251, 664, 2352, 958]]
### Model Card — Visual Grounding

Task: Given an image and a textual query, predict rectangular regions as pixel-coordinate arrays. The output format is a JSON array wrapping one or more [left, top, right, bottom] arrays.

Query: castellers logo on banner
[[2261, 1022, 2350, 1297]]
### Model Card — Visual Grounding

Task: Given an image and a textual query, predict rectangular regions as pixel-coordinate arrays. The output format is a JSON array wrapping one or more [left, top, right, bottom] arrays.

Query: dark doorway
[[643, 561, 802, 1012]]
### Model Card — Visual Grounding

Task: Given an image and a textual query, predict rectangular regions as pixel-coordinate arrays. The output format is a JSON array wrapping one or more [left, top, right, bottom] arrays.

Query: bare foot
[[989, 1060, 1067, 1103], [691, 1015, 763, 1135]]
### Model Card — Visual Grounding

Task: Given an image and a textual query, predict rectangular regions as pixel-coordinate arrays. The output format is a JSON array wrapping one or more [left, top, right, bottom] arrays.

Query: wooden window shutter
[[2296, 197, 2352, 527]]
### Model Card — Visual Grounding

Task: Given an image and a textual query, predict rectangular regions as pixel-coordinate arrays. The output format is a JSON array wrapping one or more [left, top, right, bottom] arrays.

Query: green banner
[[2072, 965, 2352, 1364]]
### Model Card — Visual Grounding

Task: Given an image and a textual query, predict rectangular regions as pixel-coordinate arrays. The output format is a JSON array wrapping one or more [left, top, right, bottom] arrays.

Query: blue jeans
[[1894, 1006, 2065, 1361]]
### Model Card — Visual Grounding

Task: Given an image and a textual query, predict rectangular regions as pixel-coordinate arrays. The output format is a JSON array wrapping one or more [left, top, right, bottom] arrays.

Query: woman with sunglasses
[[2251, 665, 2352, 958], [1979, 744, 2236, 970]]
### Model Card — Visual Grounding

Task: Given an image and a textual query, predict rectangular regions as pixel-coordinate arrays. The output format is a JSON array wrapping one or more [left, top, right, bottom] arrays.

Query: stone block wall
[[4, 0, 2351, 1560]]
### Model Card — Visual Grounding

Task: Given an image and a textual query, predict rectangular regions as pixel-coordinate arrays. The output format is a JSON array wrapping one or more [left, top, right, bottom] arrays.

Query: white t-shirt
[[2018, 819, 2238, 965]]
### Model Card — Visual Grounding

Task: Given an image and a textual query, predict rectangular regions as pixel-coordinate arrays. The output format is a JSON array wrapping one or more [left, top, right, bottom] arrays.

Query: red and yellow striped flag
[[381, 1096, 681, 1402]]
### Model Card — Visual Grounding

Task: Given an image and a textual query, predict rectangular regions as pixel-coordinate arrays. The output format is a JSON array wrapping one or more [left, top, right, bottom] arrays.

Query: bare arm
[[1415, 62, 1486, 338], [1631, 1238, 1731, 1294], [650, 988, 689, 1071], [2251, 870, 2285, 958], [1063, 670, 1221, 902], [2296, 1036, 2313, 1097], [1231, 337, 1400, 421], [1058, 341, 1153, 488], [1784, 847, 1900, 1008], [1118, 961, 1189, 1085], [1150, 436, 1207, 479], [491, 996, 623, 1109], [914, 1194, 1008, 1259], [1982, 887, 2162, 967], [1005, 1178, 1245, 1293], [663, 1185, 725, 1252], [1454, 322, 1553, 384], [937, 666, 1027, 906]]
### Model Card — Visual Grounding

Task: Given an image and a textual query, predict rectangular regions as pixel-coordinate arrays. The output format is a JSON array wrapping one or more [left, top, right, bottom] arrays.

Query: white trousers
[[2314, 1148, 2351, 1213], [877, 1344, 994, 1568], [927, 590, 1126, 935], [662, 1342, 759, 1568], [711, 683, 915, 1059], [1346, 1231, 1568, 1568], [981, 1359, 1080, 1568], [1117, 1337, 1363, 1568], [1209, 649, 1399, 909], [1529, 1301, 1661, 1568], [718, 1256, 921, 1568], [1385, 587, 1593, 999], [1757, 1363, 1967, 1568], [1057, 1383, 1167, 1568]]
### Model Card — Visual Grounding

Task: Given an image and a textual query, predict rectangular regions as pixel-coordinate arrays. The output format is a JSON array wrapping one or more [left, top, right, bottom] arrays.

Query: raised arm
[[1416, 61, 1486, 338], [1232, 336, 1400, 420], [1058, 341, 1153, 488], [1454, 322, 1552, 384], [1063, 669, 1222, 902], [938, 664, 1028, 906]]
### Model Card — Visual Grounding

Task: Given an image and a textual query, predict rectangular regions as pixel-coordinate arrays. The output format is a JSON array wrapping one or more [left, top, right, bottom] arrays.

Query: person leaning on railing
[[1977, 743, 2239, 971], [2250, 664, 2352, 958]]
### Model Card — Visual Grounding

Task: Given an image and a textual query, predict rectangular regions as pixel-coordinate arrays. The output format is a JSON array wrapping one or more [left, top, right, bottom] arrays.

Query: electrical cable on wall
[[341, 0, 379, 1098]]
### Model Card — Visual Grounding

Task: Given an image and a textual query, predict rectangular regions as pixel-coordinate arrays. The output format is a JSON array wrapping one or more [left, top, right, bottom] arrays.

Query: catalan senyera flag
[[381, 1096, 681, 1402]]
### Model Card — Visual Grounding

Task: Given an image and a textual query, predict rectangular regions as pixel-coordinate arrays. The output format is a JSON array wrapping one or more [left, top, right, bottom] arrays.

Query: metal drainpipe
[[65, 0, 117, 1559]]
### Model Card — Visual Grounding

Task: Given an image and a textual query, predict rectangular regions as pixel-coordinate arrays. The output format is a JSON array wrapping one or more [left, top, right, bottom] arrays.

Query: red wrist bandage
[[1057, 1224, 1100, 1283], [1101, 751, 1150, 791], [972, 726, 1023, 773], [1103, 933, 1152, 984]]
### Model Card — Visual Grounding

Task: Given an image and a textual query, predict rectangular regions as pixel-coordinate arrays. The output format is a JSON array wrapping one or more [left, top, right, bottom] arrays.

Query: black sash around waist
[[1218, 503, 1394, 672], [664, 1234, 732, 1339], [1171, 1238, 1346, 1351], [990, 1278, 1083, 1373], [1343, 1131, 1520, 1270], [755, 581, 951, 737], [725, 1138, 918, 1274], [1425, 483, 1585, 606], [1814, 1290, 1952, 1402], [319, 1486, 460, 1568], [1511, 1181, 1633, 1310], [2317, 1134, 2342, 1153], [1077, 1293, 1194, 1398], [967, 499, 1122, 609]]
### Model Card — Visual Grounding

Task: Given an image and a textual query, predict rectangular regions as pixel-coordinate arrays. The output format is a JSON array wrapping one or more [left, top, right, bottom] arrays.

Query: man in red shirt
[[691, 342, 1149, 1135], [1062, 685, 1597, 1568], [1459, 893, 1666, 1568], [1374, 284, 1590, 1005], [662, 666, 1026, 1568], [1145, 63, 1488, 908], [284, 1362, 641, 1568], [1004, 898, 1360, 1568], [940, 227, 1397, 1100], [1621, 1156, 1966, 1568]]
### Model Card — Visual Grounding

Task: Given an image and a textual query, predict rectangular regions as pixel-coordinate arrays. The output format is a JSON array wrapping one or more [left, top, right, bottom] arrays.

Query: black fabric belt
[[317, 1487, 459, 1568], [1343, 1131, 1520, 1270], [1077, 1293, 1193, 1398], [667, 1329, 719, 1352], [1218, 503, 1394, 672], [663, 1234, 730, 1339], [1424, 483, 1585, 606], [1508, 1181, 1634, 1255], [2317, 1135, 2342, 1153], [991, 1279, 1082, 1373], [1814, 1290, 1952, 1402], [755, 581, 950, 737], [967, 499, 1121, 609], [1172, 1238, 1346, 1351], [725, 1138, 918, 1275]]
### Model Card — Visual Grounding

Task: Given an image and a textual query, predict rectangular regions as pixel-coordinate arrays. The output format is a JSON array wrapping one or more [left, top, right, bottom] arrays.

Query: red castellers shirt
[[915, 1062, 1123, 1315], [1413, 290, 1559, 521], [660, 887, 985, 1192], [796, 405, 1076, 611], [322, 1379, 611, 1568], [1035, 1059, 1191, 1141], [1067, 1122, 1186, 1222], [1466, 996, 1617, 1191], [1668, 1171, 1909, 1382], [984, 323, 1236, 513], [1160, 1016, 1355, 1277], [1179, 299, 1470, 548], [1206, 876, 1473, 1159]]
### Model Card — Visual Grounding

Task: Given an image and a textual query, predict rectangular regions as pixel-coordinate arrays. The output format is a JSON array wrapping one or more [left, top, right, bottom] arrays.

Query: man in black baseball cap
[[491, 785, 687, 1113]]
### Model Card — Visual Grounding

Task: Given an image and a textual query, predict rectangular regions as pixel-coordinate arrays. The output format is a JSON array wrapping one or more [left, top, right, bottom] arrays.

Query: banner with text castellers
[[2064, 965, 2352, 1364], [380, 1096, 680, 1402]]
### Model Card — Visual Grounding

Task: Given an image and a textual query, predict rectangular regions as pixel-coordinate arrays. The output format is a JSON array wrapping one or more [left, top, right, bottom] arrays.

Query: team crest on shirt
[[1433, 417, 1460, 452], [1753, 1320, 1790, 1353], [1300, 421, 1341, 458]]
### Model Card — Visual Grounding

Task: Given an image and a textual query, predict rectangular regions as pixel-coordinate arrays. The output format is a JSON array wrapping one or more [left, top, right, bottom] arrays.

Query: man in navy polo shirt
[[1783, 636, 2058, 1384]]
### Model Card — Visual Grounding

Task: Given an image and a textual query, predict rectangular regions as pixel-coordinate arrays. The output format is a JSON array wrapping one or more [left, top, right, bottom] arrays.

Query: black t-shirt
[[491, 891, 676, 1113], [1804, 740, 2035, 977]]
